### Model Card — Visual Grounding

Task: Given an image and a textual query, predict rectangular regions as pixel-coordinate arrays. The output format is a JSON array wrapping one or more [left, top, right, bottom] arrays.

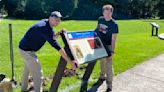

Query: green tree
[[12, 0, 27, 18], [72, 0, 103, 20], [1, 0, 162, 19], [4, 0, 18, 17], [24, 0, 43, 19], [50, 0, 78, 19], [0, 0, 7, 16], [157, 0, 164, 19], [129, 0, 159, 18], [0, 0, 3, 9], [72, 0, 132, 19], [23, 0, 77, 19]]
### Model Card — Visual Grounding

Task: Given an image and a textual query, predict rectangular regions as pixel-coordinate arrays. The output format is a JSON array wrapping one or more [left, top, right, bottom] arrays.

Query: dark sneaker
[[93, 78, 106, 86], [106, 88, 112, 92]]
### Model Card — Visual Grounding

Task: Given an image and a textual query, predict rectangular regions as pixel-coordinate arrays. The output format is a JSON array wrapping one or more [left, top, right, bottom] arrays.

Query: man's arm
[[110, 23, 118, 57], [108, 33, 117, 59], [53, 29, 77, 69], [58, 48, 77, 70], [41, 31, 77, 70], [111, 34, 117, 53]]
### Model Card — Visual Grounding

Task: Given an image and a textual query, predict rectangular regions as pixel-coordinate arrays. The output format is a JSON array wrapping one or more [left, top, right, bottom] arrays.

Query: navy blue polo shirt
[[19, 19, 61, 51], [95, 16, 119, 56], [95, 16, 118, 45]]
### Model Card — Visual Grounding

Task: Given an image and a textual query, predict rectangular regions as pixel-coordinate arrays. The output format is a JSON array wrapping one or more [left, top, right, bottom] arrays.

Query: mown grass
[[0, 19, 164, 92]]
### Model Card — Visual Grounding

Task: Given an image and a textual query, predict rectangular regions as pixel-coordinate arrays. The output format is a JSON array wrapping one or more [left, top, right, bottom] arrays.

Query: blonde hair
[[103, 4, 114, 13]]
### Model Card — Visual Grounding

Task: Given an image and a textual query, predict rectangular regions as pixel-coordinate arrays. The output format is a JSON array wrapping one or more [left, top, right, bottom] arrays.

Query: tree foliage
[[0, 0, 164, 19]]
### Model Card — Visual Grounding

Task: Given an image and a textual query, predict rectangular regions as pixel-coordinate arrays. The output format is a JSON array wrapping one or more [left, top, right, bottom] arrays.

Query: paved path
[[88, 54, 164, 92]]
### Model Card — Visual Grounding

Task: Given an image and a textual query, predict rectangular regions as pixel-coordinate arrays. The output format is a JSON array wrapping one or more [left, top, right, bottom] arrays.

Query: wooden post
[[49, 31, 75, 92], [156, 27, 158, 36], [152, 26, 154, 36], [82, 61, 96, 81], [80, 61, 97, 92], [9, 24, 15, 81], [49, 57, 67, 92], [151, 23, 159, 36]]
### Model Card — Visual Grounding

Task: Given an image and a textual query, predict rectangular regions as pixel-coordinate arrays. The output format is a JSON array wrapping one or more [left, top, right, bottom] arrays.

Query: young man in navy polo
[[19, 11, 77, 92]]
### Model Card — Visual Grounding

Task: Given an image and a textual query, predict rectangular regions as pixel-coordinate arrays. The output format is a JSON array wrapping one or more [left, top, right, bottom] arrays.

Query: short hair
[[103, 4, 114, 13]]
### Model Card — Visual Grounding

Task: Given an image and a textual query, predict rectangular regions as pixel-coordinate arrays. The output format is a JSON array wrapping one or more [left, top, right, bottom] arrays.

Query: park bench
[[150, 22, 160, 36]]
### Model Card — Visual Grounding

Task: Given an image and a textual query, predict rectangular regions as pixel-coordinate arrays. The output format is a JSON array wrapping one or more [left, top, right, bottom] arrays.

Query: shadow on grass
[[80, 79, 104, 92]]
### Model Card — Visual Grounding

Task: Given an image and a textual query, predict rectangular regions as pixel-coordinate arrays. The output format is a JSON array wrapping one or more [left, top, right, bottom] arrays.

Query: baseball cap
[[50, 11, 62, 18]]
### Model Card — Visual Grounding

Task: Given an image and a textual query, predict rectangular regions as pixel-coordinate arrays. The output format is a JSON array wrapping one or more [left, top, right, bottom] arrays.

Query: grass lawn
[[0, 19, 164, 92]]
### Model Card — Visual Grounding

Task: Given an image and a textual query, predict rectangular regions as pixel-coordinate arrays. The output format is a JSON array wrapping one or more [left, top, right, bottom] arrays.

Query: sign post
[[49, 31, 74, 92]]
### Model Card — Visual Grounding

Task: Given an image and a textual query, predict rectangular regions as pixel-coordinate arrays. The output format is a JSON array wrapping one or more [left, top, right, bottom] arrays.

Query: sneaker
[[93, 78, 106, 86], [106, 88, 112, 92]]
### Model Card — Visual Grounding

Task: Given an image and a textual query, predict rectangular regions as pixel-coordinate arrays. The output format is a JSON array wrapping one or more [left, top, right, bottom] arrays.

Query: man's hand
[[108, 53, 113, 60], [54, 28, 67, 37], [61, 28, 67, 33], [69, 60, 77, 70], [108, 33, 117, 60], [59, 48, 77, 70]]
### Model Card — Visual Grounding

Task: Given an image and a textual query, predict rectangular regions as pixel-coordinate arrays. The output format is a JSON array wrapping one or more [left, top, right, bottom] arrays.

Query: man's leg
[[19, 49, 43, 92], [93, 58, 106, 86], [30, 59, 43, 92], [21, 64, 30, 91], [100, 58, 107, 79], [105, 45, 113, 90], [19, 49, 30, 91], [105, 57, 113, 90]]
